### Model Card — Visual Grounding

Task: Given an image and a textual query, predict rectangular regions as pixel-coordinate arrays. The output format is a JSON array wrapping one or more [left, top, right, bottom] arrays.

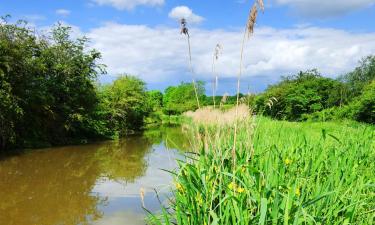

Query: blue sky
[[1, 0, 375, 93]]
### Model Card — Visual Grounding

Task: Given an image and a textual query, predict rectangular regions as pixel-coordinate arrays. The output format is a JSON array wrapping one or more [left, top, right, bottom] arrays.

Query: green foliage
[[254, 70, 346, 121], [147, 90, 163, 111], [305, 81, 374, 124], [97, 75, 149, 136], [150, 118, 375, 224], [339, 55, 375, 99], [0, 19, 105, 150], [163, 81, 205, 115]]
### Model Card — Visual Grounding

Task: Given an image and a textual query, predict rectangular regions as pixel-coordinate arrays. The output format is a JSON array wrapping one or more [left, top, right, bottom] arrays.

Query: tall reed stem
[[232, 29, 247, 168], [186, 33, 201, 109], [212, 53, 217, 108]]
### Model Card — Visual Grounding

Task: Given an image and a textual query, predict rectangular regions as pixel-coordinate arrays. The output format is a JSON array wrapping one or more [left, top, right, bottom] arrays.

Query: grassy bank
[[149, 110, 375, 224]]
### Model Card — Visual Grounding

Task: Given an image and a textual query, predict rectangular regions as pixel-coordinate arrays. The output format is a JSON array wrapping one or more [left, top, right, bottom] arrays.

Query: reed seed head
[[140, 188, 145, 208], [214, 43, 223, 60], [180, 18, 189, 36], [257, 0, 265, 13], [246, 3, 258, 38]]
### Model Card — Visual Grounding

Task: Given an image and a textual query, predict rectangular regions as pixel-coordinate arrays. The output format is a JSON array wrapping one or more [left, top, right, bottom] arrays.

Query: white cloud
[[87, 22, 375, 88], [168, 6, 204, 24], [23, 14, 46, 22], [92, 0, 164, 10], [56, 9, 71, 17], [275, 0, 375, 17]]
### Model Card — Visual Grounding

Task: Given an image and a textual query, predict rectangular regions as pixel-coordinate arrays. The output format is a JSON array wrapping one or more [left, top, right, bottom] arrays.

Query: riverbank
[[150, 111, 375, 224]]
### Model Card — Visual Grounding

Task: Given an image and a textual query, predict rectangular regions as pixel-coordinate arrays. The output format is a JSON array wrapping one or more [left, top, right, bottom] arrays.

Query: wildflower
[[197, 193, 203, 206], [228, 182, 236, 190], [237, 187, 245, 193], [228, 182, 245, 193], [175, 182, 184, 192], [284, 158, 292, 166], [295, 187, 301, 197]]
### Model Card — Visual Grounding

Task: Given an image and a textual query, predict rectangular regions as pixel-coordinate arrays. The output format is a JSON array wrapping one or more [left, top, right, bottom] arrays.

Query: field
[[149, 111, 375, 224]]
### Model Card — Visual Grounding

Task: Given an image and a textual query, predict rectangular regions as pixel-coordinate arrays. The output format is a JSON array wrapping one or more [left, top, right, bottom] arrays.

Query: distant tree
[[98, 75, 149, 136], [255, 70, 344, 121], [147, 90, 163, 111], [163, 81, 205, 115], [339, 55, 375, 99]]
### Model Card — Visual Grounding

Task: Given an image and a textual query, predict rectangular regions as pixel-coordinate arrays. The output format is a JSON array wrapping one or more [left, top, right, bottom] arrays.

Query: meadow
[[149, 108, 375, 224]]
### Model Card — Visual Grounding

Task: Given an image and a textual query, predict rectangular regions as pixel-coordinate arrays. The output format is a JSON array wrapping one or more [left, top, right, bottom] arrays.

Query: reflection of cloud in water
[[92, 143, 181, 217], [92, 211, 145, 225], [93, 144, 179, 198], [0, 126, 188, 225]]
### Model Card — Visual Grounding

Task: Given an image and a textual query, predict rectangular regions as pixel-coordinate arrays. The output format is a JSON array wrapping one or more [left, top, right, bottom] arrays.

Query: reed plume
[[180, 18, 201, 109], [233, 0, 264, 169], [212, 43, 223, 108], [140, 187, 145, 208]]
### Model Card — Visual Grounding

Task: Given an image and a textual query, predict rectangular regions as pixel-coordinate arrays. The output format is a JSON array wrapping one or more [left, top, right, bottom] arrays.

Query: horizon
[[2, 0, 375, 94]]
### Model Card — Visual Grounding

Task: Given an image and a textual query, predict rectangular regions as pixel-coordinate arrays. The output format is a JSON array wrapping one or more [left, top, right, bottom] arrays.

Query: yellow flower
[[295, 187, 301, 197], [197, 193, 203, 206], [175, 182, 184, 192], [237, 187, 245, 193], [228, 182, 245, 193], [228, 182, 236, 190], [284, 158, 292, 166]]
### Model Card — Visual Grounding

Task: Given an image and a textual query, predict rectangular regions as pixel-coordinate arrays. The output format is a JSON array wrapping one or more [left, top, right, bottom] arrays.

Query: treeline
[[251, 57, 374, 124], [1, 19, 373, 150], [0, 20, 106, 150], [0, 20, 156, 150], [159, 57, 374, 125]]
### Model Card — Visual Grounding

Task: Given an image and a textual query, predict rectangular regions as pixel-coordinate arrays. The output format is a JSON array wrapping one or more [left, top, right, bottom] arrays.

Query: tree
[[255, 70, 344, 121], [163, 81, 205, 115], [98, 75, 149, 136], [340, 55, 375, 99], [0, 19, 105, 150], [147, 90, 163, 111]]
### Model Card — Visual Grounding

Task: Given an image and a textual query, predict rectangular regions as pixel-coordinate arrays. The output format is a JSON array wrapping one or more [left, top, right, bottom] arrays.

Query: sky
[[1, 0, 375, 94]]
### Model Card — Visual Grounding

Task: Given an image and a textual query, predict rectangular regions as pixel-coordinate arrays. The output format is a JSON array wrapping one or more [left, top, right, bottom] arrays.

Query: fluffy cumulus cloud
[[87, 23, 375, 90], [56, 9, 71, 17], [92, 0, 164, 10], [168, 6, 204, 24], [275, 0, 375, 17]]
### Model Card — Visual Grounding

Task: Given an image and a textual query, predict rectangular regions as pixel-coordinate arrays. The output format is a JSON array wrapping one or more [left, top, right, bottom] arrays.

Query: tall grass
[[148, 113, 375, 224], [233, 0, 264, 167], [147, 1, 374, 224]]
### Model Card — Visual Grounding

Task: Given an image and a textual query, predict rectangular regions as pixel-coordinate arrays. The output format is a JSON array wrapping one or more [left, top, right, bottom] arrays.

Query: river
[[0, 126, 189, 225]]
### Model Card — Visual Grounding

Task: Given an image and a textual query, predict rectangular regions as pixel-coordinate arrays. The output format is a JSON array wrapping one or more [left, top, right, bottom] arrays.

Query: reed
[[211, 43, 223, 109], [233, 0, 264, 176], [148, 117, 375, 224], [180, 18, 201, 109]]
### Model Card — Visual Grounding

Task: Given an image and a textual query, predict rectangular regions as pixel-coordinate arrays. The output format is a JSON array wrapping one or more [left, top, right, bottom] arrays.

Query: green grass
[[148, 117, 374, 224]]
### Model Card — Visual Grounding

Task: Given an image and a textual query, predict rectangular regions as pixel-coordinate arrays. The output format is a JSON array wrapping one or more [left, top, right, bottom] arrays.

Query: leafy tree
[[163, 81, 205, 115], [147, 90, 163, 111], [98, 75, 149, 136], [341, 80, 375, 124], [255, 70, 344, 121], [339, 55, 375, 99], [0, 18, 104, 150]]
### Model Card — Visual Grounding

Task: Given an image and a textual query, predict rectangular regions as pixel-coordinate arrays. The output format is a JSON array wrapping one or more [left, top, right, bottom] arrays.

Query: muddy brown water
[[0, 126, 189, 225]]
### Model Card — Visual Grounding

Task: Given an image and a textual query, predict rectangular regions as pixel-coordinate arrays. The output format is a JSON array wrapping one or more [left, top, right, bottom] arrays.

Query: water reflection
[[0, 126, 187, 225]]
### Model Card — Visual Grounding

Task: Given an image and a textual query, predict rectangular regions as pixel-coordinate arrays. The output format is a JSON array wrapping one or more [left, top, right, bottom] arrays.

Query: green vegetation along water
[[0, 126, 189, 225], [151, 117, 375, 224]]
